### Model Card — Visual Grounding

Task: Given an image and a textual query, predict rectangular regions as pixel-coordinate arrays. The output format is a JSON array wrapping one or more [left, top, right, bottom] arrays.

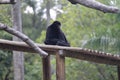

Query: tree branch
[[68, 0, 120, 13], [0, 23, 48, 58], [0, 0, 16, 4]]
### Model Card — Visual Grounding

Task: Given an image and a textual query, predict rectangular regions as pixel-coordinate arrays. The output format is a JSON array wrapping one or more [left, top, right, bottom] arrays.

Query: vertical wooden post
[[42, 55, 51, 80], [118, 66, 120, 80], [56, 50, 65, 80]]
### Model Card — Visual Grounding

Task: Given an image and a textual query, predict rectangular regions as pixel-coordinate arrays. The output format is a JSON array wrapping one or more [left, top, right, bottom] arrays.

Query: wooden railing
[[0, 39, 120, 80]]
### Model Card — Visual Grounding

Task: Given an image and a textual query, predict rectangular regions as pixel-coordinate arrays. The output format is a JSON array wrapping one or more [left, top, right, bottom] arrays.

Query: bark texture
[[68, 0, 119, 13]]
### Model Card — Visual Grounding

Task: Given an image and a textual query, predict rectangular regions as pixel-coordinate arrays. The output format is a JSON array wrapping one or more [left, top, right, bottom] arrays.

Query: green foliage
[[0, 50, 13, 80], [0, 5, 13, 80], [36, 1, 120, 79], [24, 53, 43, 80], [0, 5, 12, 25], [22, 13, 46, 40], [1, 0, 120, 80], [36, 30, 46, 43], [0, 5, 12, 39]]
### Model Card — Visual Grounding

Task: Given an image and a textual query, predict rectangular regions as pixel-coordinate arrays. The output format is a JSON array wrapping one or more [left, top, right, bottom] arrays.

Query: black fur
[[68, 0, 77, 4], [44, 21, 70, 47]]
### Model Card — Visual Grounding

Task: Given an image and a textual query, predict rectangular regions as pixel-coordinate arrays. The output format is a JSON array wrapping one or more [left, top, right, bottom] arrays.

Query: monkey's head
[[53, 21, 61, 27]]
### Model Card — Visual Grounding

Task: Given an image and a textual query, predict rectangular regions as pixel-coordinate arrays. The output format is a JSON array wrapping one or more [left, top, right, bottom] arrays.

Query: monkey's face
[[53, 21, 61, 26]]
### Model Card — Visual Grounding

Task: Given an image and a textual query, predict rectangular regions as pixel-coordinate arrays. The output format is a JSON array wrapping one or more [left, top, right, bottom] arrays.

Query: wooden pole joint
[[58, 50, 64, 56]]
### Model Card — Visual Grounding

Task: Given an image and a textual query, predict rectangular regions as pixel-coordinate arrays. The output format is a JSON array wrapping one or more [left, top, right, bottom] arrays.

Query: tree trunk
[[12, 0, 24, 80], [46, 0, 51, 28]]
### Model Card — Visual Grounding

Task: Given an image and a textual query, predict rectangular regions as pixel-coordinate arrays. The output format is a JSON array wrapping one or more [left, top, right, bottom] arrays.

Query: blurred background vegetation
[[0, 0, 120, 80]]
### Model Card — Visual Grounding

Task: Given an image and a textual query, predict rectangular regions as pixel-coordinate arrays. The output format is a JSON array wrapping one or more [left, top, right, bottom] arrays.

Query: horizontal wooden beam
[[0, 0, 16, 4], [0, 39, 120, 65]]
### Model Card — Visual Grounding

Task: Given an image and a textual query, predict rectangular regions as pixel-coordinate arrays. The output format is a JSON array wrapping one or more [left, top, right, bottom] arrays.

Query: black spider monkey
[[44, 21, 70, 47]]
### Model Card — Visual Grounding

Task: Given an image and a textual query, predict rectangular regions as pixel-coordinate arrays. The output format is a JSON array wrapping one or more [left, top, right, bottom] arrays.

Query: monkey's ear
[[68, 0, 77, 4]]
